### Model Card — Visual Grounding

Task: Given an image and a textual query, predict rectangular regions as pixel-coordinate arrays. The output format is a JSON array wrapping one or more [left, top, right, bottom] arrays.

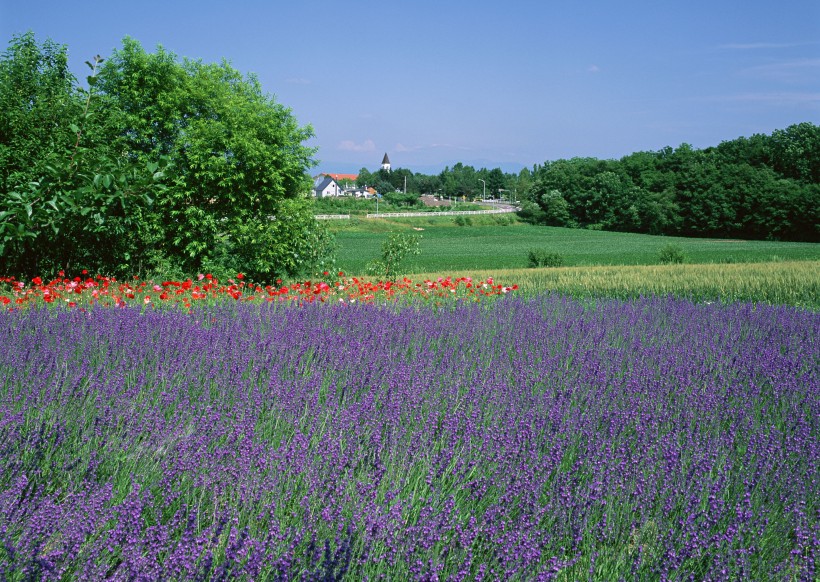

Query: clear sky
[[2, 1, 819, 174]]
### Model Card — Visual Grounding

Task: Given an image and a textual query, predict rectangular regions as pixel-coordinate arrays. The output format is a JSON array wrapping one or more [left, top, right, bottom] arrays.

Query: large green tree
[[0, 33, 164, 275], [1, 34, 332, 280], [95, 38, 328, 280], [0, 32, 78, 193]]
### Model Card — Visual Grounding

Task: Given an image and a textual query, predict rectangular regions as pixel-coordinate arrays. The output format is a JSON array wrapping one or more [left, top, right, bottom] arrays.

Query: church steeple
[[381, 153, 391, 172]]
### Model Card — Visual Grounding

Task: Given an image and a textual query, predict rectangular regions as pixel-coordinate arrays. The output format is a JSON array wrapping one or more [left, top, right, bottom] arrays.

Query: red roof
[[325, 173, 358, 182]]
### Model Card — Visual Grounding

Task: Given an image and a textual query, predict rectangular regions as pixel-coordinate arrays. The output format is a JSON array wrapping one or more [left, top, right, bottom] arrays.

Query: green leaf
[[69, 123, 81, 134]]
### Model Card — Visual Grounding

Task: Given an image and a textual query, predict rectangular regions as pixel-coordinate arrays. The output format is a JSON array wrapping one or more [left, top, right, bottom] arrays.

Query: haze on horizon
[[3, 0, 819, 174]]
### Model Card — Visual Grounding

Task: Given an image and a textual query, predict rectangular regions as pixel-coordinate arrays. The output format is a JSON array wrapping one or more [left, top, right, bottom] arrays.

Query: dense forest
[[359, 124, 819, 242]]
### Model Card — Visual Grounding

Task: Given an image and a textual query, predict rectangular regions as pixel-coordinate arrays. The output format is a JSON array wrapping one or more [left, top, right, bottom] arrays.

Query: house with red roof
[[324, 173, 358, 183]]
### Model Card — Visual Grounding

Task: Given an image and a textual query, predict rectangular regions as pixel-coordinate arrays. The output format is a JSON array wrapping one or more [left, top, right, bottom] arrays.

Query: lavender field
[[1, 296, 818, 580]]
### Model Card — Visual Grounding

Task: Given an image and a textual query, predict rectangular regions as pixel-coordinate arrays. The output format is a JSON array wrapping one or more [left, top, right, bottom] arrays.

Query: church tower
[[381, 153, 391, 172]]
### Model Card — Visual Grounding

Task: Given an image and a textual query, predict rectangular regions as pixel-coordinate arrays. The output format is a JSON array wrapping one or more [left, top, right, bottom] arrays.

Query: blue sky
[[2, 1, 819, 174]]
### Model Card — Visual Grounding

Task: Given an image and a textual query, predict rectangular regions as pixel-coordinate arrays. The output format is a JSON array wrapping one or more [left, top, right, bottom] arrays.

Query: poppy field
[[0, 274, 818, 579], [0, 272, 516, 311]]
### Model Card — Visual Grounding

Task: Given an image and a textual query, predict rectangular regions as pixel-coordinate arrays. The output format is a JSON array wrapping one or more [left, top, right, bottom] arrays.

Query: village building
[[311, 175, 344, 198], [313, 153, 389, 197]]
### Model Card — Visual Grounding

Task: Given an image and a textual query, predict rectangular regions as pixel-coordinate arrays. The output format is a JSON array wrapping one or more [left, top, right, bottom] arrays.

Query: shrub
[[366, 232, 422, 278], [516, 201, 546, 224], [658, 243, 686, 264], [527, 249, 564, 268]]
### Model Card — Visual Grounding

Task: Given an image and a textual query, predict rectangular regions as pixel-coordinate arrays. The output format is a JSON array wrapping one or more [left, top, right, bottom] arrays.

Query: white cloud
[[337, 139, 376, 152], [699, 92, 820, 106], [739, 58, 820, 83], [395, 143, 422, 152], [588, 64, 601, 73], [718, 41, 820, 51], [719, 42, 800, 50]]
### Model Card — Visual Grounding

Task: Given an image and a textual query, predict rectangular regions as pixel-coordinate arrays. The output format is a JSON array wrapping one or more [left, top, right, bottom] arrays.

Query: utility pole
[[478, 179, 486, 200]]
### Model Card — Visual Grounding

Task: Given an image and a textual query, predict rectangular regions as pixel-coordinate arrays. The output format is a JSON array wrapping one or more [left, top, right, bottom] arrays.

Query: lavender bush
[[1, 296, 817, 580]]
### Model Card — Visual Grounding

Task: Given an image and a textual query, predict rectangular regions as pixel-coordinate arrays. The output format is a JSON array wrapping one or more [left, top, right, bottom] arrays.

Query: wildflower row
[[0, 271, 518, 310]]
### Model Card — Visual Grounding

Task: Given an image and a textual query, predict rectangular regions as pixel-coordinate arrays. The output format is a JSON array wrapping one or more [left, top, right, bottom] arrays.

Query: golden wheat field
[[412, 260, 820, 308]]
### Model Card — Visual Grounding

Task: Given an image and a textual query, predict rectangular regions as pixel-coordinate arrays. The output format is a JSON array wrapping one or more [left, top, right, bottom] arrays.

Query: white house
[[312, 175, 344, 198], [346, 187, 373, 198]]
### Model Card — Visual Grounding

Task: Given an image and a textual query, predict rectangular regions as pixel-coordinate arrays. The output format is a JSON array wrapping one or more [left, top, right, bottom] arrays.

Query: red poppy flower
[[236, 273, 245, 280], [32, 277, 42, 286]]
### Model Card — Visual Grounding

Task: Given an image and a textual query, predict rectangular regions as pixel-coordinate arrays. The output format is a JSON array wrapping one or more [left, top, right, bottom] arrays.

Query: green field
[[329, 217, 820, 275]]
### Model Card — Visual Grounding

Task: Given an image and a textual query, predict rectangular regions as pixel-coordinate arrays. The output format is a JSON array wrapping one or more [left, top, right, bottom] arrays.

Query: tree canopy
[[0, 33, 332, 280], [525, 127, 819, 241]]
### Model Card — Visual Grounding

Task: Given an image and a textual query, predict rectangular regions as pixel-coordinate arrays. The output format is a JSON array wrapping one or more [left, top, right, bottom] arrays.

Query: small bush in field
[[658, 243, 686, 264], [527, 249, 564, 268]]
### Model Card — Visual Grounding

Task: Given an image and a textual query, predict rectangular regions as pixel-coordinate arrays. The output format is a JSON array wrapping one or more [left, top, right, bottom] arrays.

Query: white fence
[[366, 208, 514, 219], [313, 206, 518, 220]]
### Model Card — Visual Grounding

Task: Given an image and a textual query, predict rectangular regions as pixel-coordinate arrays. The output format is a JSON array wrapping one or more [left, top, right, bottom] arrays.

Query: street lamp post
[[478, 179, 486, 201]]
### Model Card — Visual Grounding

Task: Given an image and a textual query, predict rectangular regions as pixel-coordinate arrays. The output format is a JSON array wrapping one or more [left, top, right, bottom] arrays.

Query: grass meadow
[[1, 215, 818, 579], [329, 218, 820, 275]]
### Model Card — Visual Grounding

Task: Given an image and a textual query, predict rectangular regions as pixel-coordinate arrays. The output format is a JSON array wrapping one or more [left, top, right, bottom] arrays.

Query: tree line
[[354, 125, 818, 242], [0, 32, 333, 280], [525, 126, 818, 241], [354, 165, 522, 204]]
